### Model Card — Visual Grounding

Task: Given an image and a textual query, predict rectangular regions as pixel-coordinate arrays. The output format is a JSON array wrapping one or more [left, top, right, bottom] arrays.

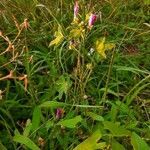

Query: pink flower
[[88, 13, 97, 28], [56, 108, 64, 119], [74, 1, 79, 20]]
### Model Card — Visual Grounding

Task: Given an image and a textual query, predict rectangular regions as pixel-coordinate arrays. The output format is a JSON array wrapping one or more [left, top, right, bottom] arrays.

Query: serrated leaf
[[49, 26, 64, 46], [39, 101, 67, 108], [112, 139, 125, 150], [13, 134, 40, 150], [73, 129, 106, 150], [31, 106, 41, 132], [57, 115, 82, 128], [131, 132, 150, 150], [103, 121, 131, 137], [86, 112, 104, 122]]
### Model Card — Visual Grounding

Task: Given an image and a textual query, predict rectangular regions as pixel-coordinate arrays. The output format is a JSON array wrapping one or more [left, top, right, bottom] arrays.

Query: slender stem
[[102, 48, 115, 102]]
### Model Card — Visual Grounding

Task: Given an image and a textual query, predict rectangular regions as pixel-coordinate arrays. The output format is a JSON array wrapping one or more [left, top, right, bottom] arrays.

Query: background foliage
[[0, 0, 150, 149]]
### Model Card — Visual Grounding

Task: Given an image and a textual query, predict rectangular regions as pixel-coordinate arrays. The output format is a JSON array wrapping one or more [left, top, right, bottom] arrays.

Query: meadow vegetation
[[0, 0, 150, 149]]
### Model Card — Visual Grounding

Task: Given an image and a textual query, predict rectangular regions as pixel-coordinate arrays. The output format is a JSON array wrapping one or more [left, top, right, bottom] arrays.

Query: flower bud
[[74, 1, 79, 21], [56, 108, 64, 119], [88, 13, 97, 29]]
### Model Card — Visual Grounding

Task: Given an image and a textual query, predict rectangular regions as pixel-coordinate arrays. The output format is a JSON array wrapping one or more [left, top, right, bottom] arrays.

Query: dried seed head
[[38, 137, 45, 147], [0, 31, 2, 36], [21, 18, 29, 29]]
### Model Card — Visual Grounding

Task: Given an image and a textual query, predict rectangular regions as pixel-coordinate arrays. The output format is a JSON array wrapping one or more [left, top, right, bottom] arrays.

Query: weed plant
[[0, 0, 150, 150]]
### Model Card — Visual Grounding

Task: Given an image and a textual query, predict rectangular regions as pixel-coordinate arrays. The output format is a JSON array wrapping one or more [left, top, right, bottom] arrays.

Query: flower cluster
[[73, 1, 97, 28]]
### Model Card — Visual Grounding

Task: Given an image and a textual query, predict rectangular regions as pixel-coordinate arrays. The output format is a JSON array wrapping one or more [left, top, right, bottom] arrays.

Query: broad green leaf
[[13, 134, 40, 150], [23, 119, 32, 137], [55, 75, 72, 99], [0, 140, 7, 150], [112, 139, 125, 150], [86, 112, 104, 122], [103, 121, 131, 137], [110, 104, 118, 122], [31, 106, 41, 132], [39, 101, 67, 108], [49, 26, 64, 46], [131, 132, 150, 150], [57, 115, 82, 128], [73, 129, 106, 150]]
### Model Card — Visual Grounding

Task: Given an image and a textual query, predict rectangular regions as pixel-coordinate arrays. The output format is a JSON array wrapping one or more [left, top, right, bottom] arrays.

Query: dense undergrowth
[[0, 0, 150, 150]]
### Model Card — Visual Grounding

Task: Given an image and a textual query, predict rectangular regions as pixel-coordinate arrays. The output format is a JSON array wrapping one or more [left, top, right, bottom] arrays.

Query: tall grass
[[0, 0, 150, 149]]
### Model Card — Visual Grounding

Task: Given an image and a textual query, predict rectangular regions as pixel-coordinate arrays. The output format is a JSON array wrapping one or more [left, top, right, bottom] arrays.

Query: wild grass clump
[[0, 0, 150, 149]]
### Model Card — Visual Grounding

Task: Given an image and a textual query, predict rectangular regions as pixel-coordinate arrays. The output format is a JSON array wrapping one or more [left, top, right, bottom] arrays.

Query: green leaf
[[45, 120, 54, 130], [99, 88, 119, 97], [72, 104, 103, 108], [115, 66, 150, 75], [23, 119, 32, 137], [127, 83, 150, 106], [31, 106, 41, 132], [112, 139, 125, 150], [73, 129, 106, 150], [39, 101, 102, 109], [55, 74, 72, 99], [103, 121, 131, 137], [13, 134, 40, 150], [86, 112, 104, 122], [131, 132, 150, 150], [0, 140, 7, 150], [39, 101, 67, 108], [57, 115, 82, 128], [110, 104, 118, 122]]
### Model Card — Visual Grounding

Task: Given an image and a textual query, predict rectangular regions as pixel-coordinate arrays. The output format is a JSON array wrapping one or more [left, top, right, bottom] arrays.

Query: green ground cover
[[0, 0, 150, 149]]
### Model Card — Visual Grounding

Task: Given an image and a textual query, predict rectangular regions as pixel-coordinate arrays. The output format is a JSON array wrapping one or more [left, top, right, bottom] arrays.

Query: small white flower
[[88, 48, 95, 56]]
